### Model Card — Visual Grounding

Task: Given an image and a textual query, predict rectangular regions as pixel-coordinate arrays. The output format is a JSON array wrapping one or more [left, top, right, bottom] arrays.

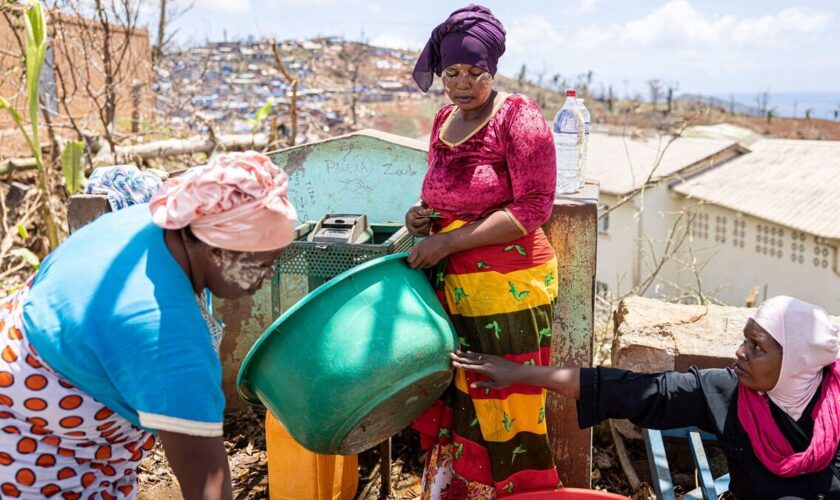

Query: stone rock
[[5, 182, 32, 209], [611, 296, 750, 374]]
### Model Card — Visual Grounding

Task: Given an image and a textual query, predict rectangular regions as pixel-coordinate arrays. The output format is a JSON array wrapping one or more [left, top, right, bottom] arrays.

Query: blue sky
[[153, 0, 840, 95]]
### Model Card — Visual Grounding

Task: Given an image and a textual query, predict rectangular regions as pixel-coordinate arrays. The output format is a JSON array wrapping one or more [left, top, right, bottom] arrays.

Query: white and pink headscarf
[[738, 296, 840, 477], [150, 151, 297, 252], [751, 296, 839, 419]]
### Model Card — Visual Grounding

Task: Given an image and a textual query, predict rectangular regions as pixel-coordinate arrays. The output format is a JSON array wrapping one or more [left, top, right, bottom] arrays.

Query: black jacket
[[577, 366, 840, 499]]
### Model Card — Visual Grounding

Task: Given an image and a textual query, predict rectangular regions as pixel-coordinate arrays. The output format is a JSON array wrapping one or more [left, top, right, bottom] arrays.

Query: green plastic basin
[[237, 253, 457, 455]]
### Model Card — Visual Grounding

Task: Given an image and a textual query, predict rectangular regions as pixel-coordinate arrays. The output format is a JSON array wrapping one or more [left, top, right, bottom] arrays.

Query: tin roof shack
[[589, 129, 840, 313]]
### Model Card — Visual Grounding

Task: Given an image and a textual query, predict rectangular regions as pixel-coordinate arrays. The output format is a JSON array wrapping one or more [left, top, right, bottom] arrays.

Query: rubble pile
[[155, 37, 440, 145]]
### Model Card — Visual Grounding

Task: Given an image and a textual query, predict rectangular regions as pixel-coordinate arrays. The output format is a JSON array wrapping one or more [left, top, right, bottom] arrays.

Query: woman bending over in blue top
[[0, 152, 296, 499]]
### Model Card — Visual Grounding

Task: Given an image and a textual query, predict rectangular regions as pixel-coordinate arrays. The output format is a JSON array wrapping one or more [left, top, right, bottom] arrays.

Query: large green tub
[[237, 253, 457, 455]]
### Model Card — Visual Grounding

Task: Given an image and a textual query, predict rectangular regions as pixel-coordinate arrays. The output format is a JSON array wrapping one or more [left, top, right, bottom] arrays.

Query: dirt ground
[[135, 308, 673, 500], [136, 408, 671, 500]]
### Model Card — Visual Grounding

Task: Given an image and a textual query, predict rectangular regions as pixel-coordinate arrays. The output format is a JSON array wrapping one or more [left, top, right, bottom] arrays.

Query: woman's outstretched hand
[[451, 350, 582, 400], [450, 350, 526, 389]]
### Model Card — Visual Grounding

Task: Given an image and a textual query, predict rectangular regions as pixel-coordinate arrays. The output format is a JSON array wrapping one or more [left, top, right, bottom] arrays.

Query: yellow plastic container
[[266, 411, 359, 500]]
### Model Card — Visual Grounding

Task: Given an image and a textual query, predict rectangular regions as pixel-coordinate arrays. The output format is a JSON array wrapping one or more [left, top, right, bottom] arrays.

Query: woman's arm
[[451, 350, 580, 399], [407, 210, 523, 269], [502, 96, 556, 234], [446, 210, 526, 251], [452, 351, 733, 433], [159, 431, 232, 500]]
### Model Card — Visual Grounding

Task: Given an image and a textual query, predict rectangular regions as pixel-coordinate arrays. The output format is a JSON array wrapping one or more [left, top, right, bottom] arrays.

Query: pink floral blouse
[[421, 94, 556, 234]]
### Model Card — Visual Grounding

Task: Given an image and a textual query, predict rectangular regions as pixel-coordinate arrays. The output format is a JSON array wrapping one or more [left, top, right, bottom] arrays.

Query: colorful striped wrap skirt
[[412, 213, 560, 499]]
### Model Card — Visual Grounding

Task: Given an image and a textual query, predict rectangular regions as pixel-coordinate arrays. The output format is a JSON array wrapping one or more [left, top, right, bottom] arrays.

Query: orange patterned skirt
[[0, 281, 154, 498]]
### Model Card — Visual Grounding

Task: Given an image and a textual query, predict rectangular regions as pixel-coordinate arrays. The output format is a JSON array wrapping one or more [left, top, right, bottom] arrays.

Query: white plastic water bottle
[[576, 98, 591, 190], [553, 89, 585, 195]]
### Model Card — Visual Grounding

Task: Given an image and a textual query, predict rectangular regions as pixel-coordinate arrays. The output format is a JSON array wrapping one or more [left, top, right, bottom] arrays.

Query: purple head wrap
[[412, 4, 506, 93]]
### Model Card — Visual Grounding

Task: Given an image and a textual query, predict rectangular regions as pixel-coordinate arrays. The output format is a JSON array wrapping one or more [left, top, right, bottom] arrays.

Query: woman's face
[[734, 319, 783, 391], [205, 247, 285, 299], [442, 64, 493, 111]]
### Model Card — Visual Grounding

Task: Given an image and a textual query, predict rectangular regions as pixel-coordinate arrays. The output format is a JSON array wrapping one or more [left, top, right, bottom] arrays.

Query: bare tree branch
[[601, 121, 693, 220], [154, 0, 192, 62], [635, 209, 691, 296], [338, 39, 367, 127], [272, 39, 299, 147]]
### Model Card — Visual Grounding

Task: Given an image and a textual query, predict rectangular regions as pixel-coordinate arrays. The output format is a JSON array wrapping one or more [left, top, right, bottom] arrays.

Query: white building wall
[[595, 193, 638, 300], [595, 188, 840, 313], [668, 202, 840, 313], [596, 186, 690, 302], [637, 187, 688, 297]]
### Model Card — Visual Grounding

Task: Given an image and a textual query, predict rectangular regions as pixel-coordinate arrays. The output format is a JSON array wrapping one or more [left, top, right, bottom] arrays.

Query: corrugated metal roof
[[674, 138, 840, 240], [586, 131, 737, 195], [682, 123, 763, 146]]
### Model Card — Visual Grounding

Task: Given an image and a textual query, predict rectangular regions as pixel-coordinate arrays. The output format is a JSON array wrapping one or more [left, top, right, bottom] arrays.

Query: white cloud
[[498, 1, 837, 94], [370, 33, 421, 51], [577, 0, 602, 14], [619, 1, 832, 48], [277, 0, 362, 5], [368, 3, 382, 14], [575, 24, 613, 47], [194, 0, 251, 13], [138, 1, 159, 18], [506, 15, 564, 57], [505, 1, 833, 64]]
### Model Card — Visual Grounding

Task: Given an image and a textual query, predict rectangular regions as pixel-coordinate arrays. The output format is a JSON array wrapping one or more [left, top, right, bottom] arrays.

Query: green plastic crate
[[271, 222, 415, 317]]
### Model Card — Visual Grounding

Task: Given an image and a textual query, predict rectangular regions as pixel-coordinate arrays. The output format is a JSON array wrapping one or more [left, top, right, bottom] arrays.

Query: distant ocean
[[712, 91, 840, 120]]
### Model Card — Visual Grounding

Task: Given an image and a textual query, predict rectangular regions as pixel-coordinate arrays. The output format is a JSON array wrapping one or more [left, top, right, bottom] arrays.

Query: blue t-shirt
[[23, 204, 224, 437]]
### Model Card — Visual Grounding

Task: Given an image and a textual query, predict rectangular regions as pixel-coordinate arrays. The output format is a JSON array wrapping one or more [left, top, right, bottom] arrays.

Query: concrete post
[[543, 181, 599, 488]]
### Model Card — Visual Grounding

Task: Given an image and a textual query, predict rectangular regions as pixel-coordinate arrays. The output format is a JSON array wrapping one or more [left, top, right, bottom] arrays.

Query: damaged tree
[[153, 0, 191, 65], [47, 0, 150, 162], [271, 40, 299, 148], [339, 40, 367, 127], [102, 132, 269, 165]]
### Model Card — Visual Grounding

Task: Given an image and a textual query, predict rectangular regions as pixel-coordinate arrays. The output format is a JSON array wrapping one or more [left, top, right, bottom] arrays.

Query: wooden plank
[[380, 438, 392, 496]]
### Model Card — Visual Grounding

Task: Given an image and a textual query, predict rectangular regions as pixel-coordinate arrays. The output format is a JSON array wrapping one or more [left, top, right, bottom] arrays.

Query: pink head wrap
[[751, 296, 839, 419], [150, 151, 297, 252]]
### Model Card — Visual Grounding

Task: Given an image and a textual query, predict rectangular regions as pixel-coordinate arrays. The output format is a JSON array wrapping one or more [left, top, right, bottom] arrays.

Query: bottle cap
[[566, 89, 576, 97]]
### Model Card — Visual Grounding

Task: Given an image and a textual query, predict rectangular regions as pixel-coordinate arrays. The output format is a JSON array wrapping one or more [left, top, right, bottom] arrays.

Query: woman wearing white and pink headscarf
[[0, 152, 296, 499], [453, 296, 840, 499]]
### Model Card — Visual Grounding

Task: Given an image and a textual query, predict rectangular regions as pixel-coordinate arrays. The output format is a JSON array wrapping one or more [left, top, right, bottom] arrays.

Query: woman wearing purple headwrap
[[404, 4, 559, 498]]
